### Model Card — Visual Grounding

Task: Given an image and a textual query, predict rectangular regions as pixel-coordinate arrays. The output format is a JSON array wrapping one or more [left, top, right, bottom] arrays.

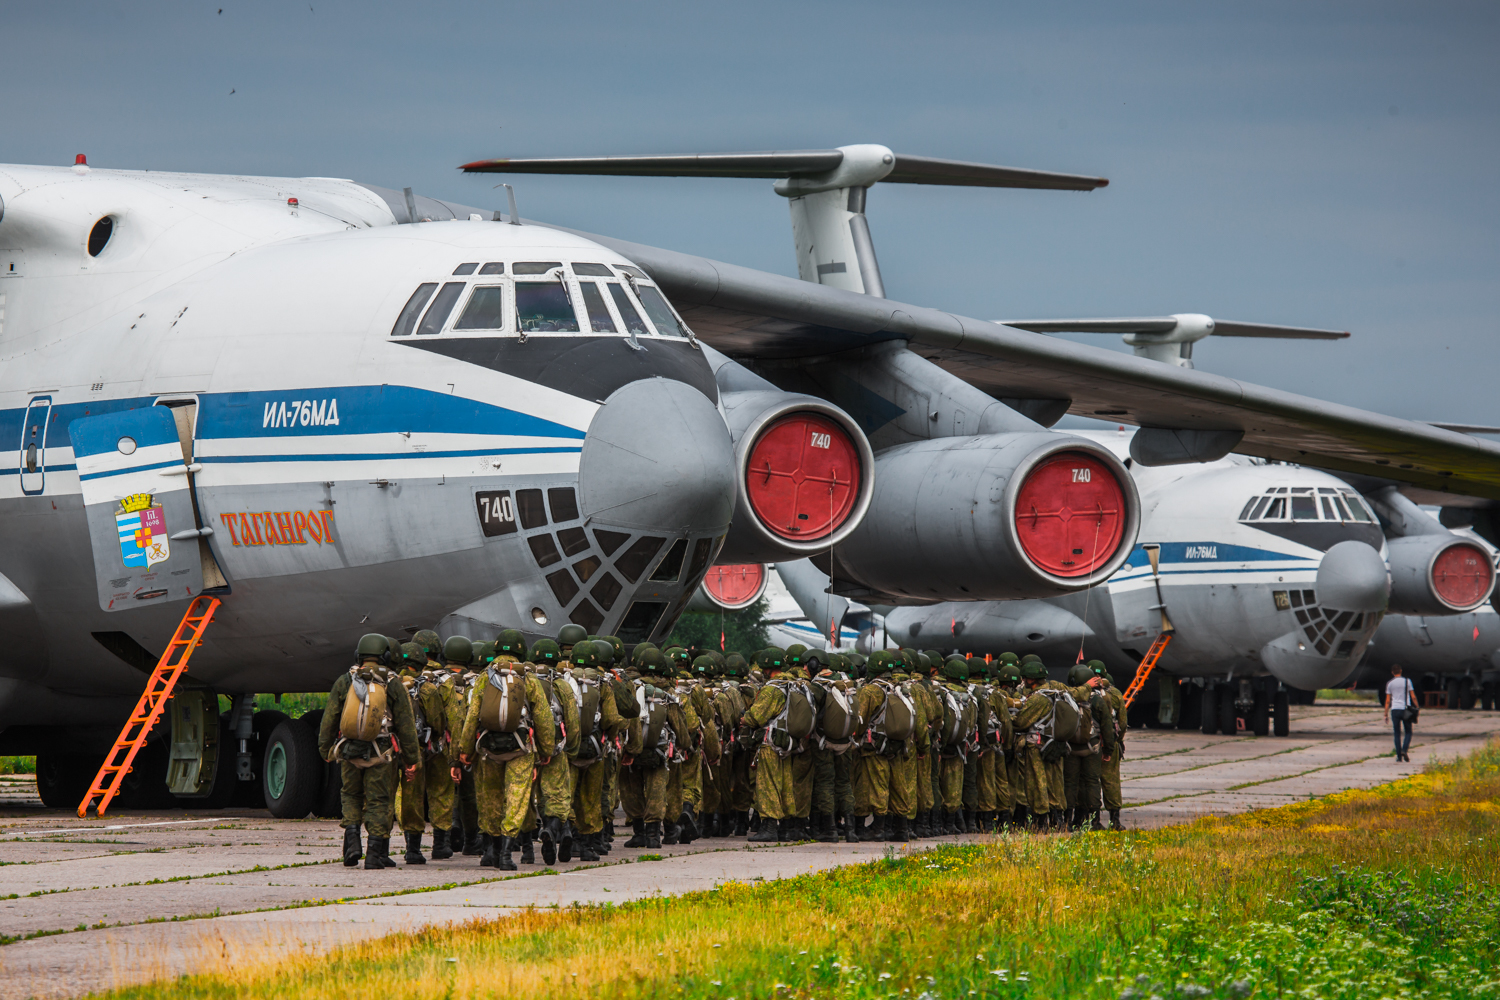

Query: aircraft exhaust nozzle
[[684, 563, 769, 613], [1261, 540, 1387, 690]]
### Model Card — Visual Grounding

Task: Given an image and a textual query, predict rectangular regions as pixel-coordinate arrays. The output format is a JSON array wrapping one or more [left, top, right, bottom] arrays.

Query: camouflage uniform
[[1011, 683, 1057, 822], [457, 666, 556, 853], [317, 663, 420, 850], [740, 672, 814, 835], [619, 665, 697, 847], [1101, 676, 1127, 827]]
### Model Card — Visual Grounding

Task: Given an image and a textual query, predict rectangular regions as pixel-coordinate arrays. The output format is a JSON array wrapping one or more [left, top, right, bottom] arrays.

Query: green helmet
[[400, 641, 426, 667], [1021, 653, 1042, 665], [495, 628, 527, 659], [914, 653, 933, 675], [827, 653, 847, 674], [566, 639, 597, 667], [470, 641, 488, 664], [966, 656, 988, 679], [532, 638, 563, 664], [941, 657, 969, 681], [896, 648, 919, 673], [413, 629, 442, 661], [922, 650, 945, 669], [757, 647, 786, 672], [784, 643, 808, 660], [999, 651, 1019, 665], [356, 633, 389, 660], [558, 623, 589, 648], [866, 650, 895, 676], [599, 635, 625, 664], [635, 647, 668, 676], [443, 635, 474, 665], [1068, 663, 1096, 686], [692, 654, 717, 677], [385, 636, 403, 662], [723, 653, 747, 677], [845, 652, 866, 670], [1020, 661, 1047, 681], [592, 640, 616, 666], [999, 662, 1022, 684]]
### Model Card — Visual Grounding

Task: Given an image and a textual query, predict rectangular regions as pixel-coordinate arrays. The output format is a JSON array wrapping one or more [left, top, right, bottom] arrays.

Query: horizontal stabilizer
[[460, 148, 1107, 191], [1001, 317, 1349, 339]]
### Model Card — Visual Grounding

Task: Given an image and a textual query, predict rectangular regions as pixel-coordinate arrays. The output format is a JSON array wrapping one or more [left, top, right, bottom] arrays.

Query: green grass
[[1316, 688, 1377, 702], [214, 693, 328, 719], [99, 740, 1500, 1000], [0, 755, 35, 775]]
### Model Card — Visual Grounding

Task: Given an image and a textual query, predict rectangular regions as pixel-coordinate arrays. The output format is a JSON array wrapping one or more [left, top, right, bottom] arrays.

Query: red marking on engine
[[1014, 451, 1126, 578], [703, 563, 766, 608], [1432, 542, 1492, 608], [745, 413, 860, 542]]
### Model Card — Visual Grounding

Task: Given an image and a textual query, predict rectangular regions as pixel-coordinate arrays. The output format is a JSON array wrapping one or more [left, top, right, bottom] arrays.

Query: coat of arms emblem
[[115, 493, 170, 568]]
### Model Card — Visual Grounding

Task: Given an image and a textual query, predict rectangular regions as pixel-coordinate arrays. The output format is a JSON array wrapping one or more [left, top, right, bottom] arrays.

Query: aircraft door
[[18, 395, 51, 495], [69, 407, 206, 611]]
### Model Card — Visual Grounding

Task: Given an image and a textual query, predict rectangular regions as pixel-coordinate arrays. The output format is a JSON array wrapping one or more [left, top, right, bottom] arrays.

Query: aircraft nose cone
[[1316, 540, 1390, 614], [577, 377, 736, 536]]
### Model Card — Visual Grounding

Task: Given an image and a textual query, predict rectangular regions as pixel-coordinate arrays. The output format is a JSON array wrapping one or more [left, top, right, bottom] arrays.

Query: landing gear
[[1482, 681, 1498, 712], [1218, 684, 1238, 734], [1250, 685, 1271, 737], [1273, 688, 1290, 737], [1200, 684, 1220, 735], [263, 718, 322, 818], [1179, 684, 1203, 730], [1445, 677, 1472, 710]]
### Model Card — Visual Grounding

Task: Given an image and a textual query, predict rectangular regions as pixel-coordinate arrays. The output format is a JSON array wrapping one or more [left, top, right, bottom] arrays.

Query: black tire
[[1250, 692, 1271, 737], [263, 719, 321, 818], [1482, 683, 1497, 712], [36, 754, 101, 810], [232, 710, 289, 809], [1218, 688, 1238, 735], [1460, 680, 1478, 711], [1179, 685, 1202, 730], [299, 710, 343, 819], [1445, 677, 1463, 710], [1273, 690, 1291, 736], [1200, 685, 1220, 735]]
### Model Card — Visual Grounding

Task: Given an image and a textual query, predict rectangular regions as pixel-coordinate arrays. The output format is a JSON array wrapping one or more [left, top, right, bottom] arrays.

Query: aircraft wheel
[[1200, 685, 1220, 735], [1178, 685, 1202, 730], [300, 711, 343, 819], [263, 719, 321, 819], [1482, 683, 1497, 712], [35, 754, 101, 810], [232, 710, 289, 808], [1218, 688, 1238, 735], [1273, 690, 1290, 736], [1445, 677, 1464, 710], [1250, 691, 1271, 737]]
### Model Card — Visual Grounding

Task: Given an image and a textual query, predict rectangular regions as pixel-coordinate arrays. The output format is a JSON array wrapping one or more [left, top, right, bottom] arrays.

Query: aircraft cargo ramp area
[[2, 704, 1498, 999]]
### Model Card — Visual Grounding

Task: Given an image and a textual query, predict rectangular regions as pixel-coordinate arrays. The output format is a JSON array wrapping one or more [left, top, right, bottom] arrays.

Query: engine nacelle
[[1386, 534, 1495, 615], [685, 563, 769, 613], [830, 432, 1140, 601], [716, 390, 875, 564]]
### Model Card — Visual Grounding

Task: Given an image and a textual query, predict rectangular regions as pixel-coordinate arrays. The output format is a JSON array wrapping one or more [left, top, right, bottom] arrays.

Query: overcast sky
[[5, 1, 1497, 426]]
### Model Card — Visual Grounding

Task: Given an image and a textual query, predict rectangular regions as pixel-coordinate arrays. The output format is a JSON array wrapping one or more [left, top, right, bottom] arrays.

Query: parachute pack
[[766, 679, 816, 754], [865, 678, 918, 755], [566, 672, 603, 764], [935, 684, 978, 757], [814, 678, 858, 746], [635, 682, 682, 766], [1035, 688, 1082, 762], [478, 665, 528, 734], [339, 669, 388, 742]]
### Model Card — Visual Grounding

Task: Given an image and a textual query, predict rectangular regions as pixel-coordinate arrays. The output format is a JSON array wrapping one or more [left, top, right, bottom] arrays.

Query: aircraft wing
[[570, 229, 1500, 501]]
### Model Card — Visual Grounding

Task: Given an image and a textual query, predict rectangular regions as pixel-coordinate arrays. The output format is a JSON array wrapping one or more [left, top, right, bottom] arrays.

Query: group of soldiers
[[317, 624, 1129, 870]]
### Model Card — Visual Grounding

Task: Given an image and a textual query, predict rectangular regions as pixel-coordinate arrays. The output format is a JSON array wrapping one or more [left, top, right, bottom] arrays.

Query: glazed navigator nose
[[577, 377, 736, 536], [1261, 540, 1389, 691]]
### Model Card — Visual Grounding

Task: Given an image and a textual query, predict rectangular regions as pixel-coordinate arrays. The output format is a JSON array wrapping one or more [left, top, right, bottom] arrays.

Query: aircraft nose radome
[[1316, 540, 1390, 614], [577, 378, 736, 535]]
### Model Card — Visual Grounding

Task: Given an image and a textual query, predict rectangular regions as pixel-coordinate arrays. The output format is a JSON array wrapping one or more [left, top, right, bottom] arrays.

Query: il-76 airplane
[[4, 144, 1499, 812]]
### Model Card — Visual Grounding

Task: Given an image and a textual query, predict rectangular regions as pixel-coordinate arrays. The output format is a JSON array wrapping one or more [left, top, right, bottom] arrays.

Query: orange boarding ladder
[[78, 595, 221, 818], [1121, 632, 1172, 708]]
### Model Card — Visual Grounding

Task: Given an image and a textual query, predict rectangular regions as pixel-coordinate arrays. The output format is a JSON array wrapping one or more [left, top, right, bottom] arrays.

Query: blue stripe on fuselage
[[1119, 541, 1314, 570]]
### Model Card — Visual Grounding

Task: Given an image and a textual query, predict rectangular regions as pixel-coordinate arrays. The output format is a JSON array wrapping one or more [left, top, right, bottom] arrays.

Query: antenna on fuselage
[[458, 146, 1107, 298]]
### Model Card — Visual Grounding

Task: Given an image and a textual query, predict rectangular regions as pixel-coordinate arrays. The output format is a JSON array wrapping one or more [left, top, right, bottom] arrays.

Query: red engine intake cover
[[702, 563, 766, 608], [745, 413, 861, 542], [1013, 451, 1127, 578], [1432, 542, 1493, 608]]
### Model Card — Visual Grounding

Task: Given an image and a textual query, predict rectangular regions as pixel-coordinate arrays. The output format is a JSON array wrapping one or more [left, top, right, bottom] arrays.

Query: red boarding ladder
[[1122, 631, 1172, 708], [78, 595, 221, 818]]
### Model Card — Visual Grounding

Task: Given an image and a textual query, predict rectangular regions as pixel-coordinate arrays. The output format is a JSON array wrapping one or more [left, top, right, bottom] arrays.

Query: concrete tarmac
[[2, 702, 1497, 999]]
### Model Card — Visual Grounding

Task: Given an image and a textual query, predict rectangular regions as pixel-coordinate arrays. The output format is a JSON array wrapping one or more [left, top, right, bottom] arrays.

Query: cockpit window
[[514, 261, 562, 275], [634, 285, 688, 338], [479, 262, 505, 275], [573, 262, 614, 276], [391, 283, 438, 337], [416, 282, 465, 335], [1291, 495, 1317, 520], [454, 286, 507, 330], [1342, 491, 1373, 522], [607, 283, 649, 336], [617, 265, 648, 279], [516, 281, 580, 332], [1240, 487, 1377, 524], [579, 282, 616, 333], [452, 263, 479, 276], [1263, 497, 1285, 519]]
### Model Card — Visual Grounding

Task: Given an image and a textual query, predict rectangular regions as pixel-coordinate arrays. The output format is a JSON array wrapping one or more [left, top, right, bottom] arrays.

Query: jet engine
[[685, 563, 769, 613], [716, 390, 875, 564], [828, 432, 1140, 601], [1385, 534, 1495, 615]]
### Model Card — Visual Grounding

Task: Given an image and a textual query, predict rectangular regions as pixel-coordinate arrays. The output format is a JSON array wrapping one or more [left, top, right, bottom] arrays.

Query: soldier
[[566, 640, 632, 861], [413, 630, 468, 856], [905, 653, 940, 837], [682, 655, 726, 839], [1011, 660, 1059, 831], [738, 648, 814, 842], [707, 654, 747, 837], [318, 634, 421, 869], [996, 658, 1026, 827], [455, 636, 556, 870], [850, 652, 904, 841], [1093, 660, 1128, 830], [1063, 663, 1116, 831], [619, 649, 695, 849], [804, 649, 858, 843], [969, 656, 1011, 832], [557, 623, 588, 661], [396, 642, 449, 863], [885, 650, 931, 843], [725, 654, 759, 835], [528, 638, 580, 865], [934, 657, 977, 835]]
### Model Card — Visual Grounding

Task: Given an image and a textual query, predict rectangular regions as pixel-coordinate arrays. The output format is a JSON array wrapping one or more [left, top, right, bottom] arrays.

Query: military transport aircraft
[[5, 143, 1500, 812]]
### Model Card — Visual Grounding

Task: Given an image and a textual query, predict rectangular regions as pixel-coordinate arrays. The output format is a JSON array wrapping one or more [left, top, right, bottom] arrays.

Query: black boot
[[734, 811, 750, 836], [404, 831, 427, 864], [887, 814, 910, 843], [480, 832, 498, 868], [1050, 808, 1066, 832], [605, 818, 615, 843], [912, 810, 930, 838], [862, 814, 886, 842], [496, 835, 517, 871], [1089, 811, 1105, 832], [679, 804, 699, 843], [1012, 804, 1029, 829], [946, 809, 964, 836], [520, 832, 536, 865], [844, 813, 860, 843], [746, 815, 778, 842], [662, 821, 680, 846], [364, 835, 391, 870], [595, 828, 611, 855], [463, 829, 483, 856], [450, 816, 464, 855], [540, 817, 559, 866], [342, 825, 362, 867], [625, 819, 648, 848], [577, 830, 599, 862], [814, 812, 837, 843], [559, 821, 575, 863], [1109, 809, 1124, 831], [430, 827, 453, 860], [645, 820, 663, 849]]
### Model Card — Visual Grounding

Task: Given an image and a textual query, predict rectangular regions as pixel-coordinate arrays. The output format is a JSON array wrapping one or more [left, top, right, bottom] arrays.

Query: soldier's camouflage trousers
[[619, 763, 670, 822], [1016, 744, 1051, 813], [702, 746, 728, 815], [975, 749, 1008, 812], [451, 764, 478, 835], [537, 752, 574, 820], [571, 758, 606, 834], [341, 759, 397, 837], [1102, 745, 1123, 810], [398, 755, 426, 833], [753, 746, 813, 820], [475, 752, 536, 839], [891, 752, 920, 819], [1064, 750, 1103, 814], [1045, 756, 1065, 812], [939, 755, 965, 810], [425, 750, 455, 832], [730, 741, 756, 811], [680, 750, 703, 808], [918, 748, 938, 811], [601, 755, 619, 824], [963, 753, 979, 811], [810, 745, 854, 818]]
